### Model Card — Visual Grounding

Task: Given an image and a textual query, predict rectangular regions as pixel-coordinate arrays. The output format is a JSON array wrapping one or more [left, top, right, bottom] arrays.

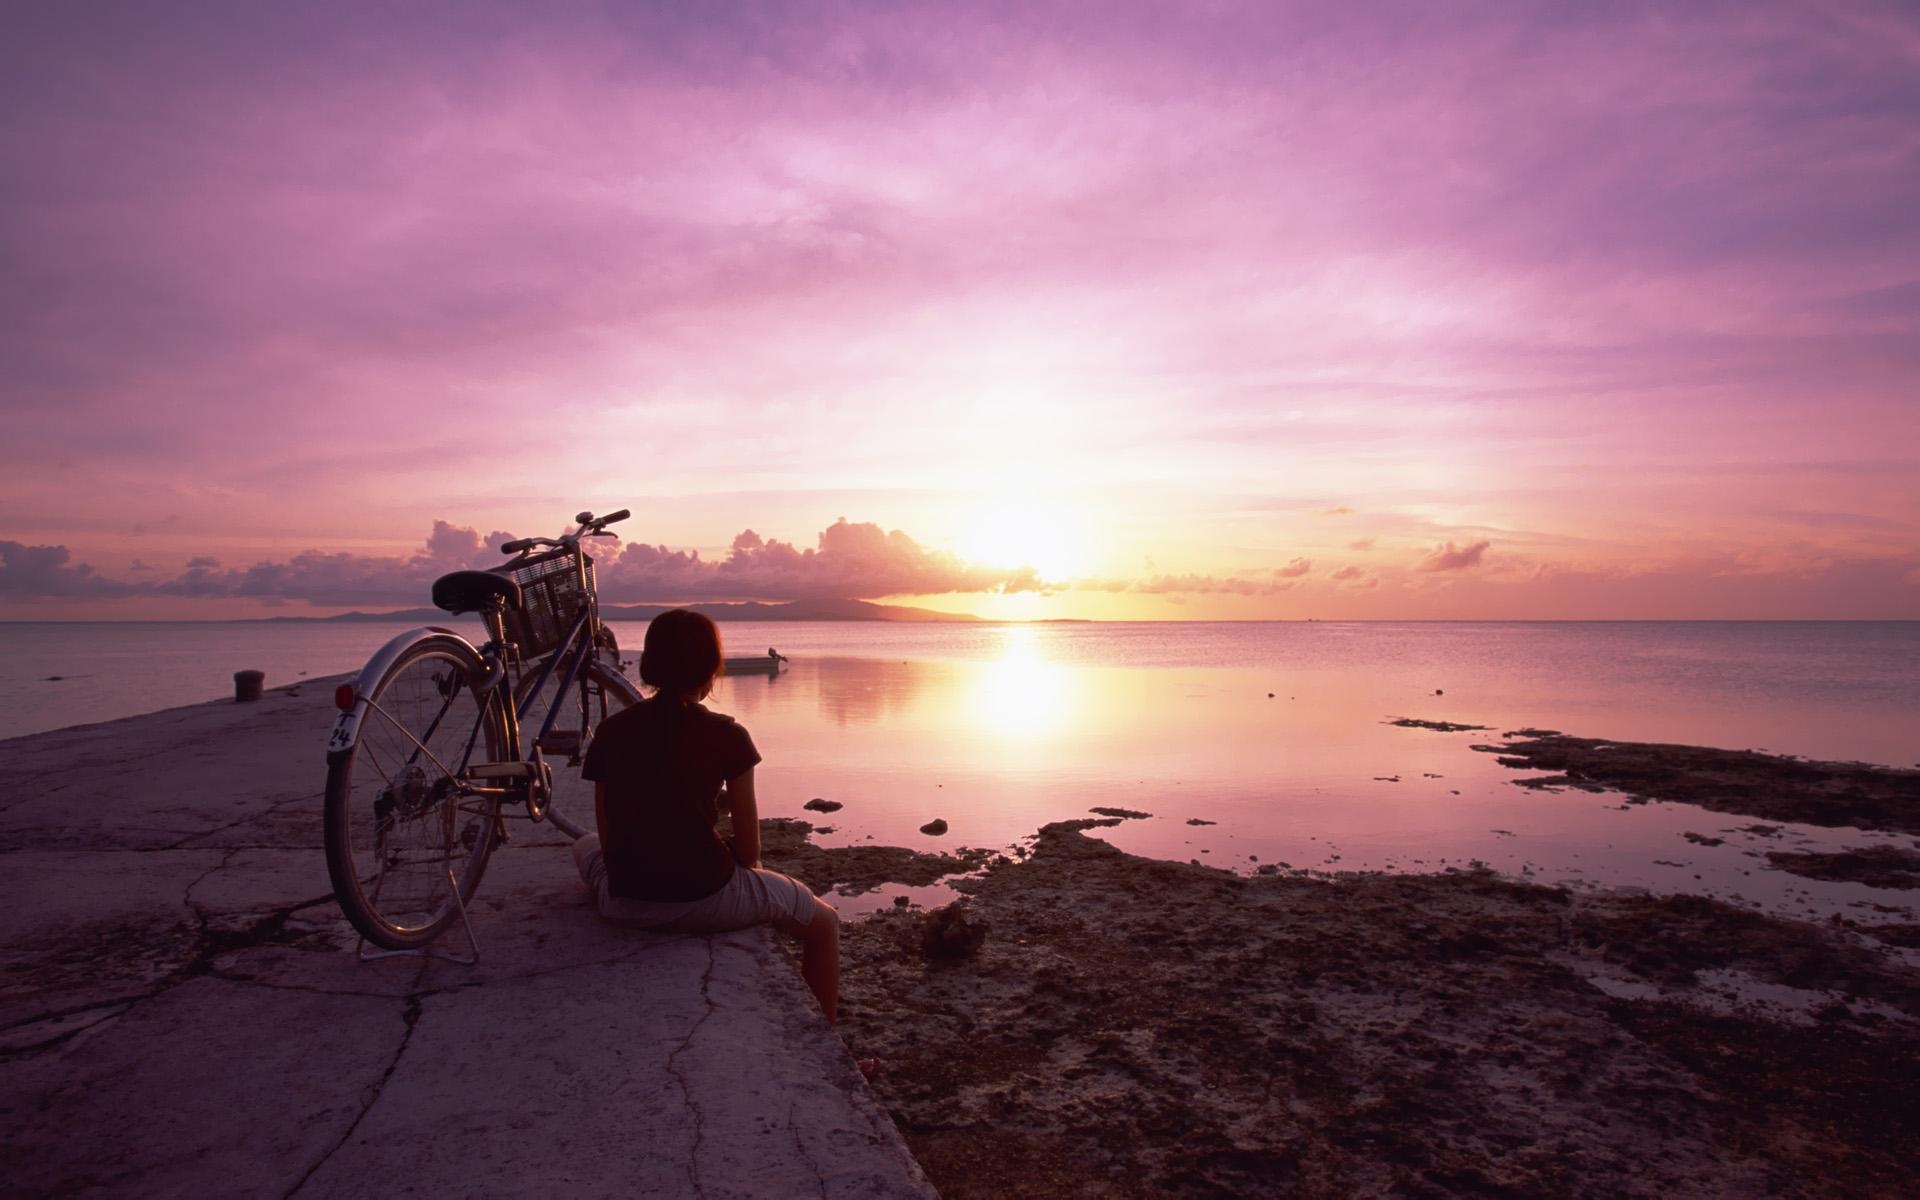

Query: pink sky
[[2, 1, 1917, 619]]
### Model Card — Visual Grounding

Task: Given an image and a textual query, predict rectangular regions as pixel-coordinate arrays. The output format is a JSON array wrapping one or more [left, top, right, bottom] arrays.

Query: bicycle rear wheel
[[514, 657, 641, 840], [325, 636, 509, 950]]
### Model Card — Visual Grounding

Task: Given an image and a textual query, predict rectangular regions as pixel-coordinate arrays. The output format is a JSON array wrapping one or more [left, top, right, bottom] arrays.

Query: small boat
[[722, 648, 789, 677]]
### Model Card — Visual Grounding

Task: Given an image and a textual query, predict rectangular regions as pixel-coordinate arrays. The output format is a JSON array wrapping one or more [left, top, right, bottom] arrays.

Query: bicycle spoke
[[326, 641, 503, 945]]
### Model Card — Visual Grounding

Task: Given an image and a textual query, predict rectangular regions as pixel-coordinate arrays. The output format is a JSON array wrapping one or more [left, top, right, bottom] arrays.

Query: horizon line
[[3, 616, 1916, 625]]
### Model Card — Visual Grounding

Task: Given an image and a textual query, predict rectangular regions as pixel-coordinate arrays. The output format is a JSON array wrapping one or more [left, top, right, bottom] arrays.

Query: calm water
[[5, 620, 1916, 924]]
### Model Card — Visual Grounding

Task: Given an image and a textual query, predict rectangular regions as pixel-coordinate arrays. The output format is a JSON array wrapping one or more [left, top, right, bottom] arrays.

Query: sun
[[954, 498, 1088, 582]]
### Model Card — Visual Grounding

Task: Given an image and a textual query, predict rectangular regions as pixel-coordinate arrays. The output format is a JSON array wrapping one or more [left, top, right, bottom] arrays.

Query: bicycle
[[323, 507, 642, 955]]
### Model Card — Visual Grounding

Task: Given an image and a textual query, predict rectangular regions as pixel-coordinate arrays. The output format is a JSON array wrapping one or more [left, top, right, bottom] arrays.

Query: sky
[[2, 0, 1917, 620]]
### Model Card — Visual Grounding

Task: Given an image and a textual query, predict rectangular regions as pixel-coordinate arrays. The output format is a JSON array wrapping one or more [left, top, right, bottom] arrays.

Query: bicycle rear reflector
[[335, 684, 357, 711]]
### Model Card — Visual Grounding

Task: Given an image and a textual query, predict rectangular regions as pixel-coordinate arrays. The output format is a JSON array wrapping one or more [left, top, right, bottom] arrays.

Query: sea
[[5, 620, 1917, 924]]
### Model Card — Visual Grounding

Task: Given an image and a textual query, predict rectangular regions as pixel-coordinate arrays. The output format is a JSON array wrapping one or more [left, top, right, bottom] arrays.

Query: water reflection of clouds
[[718, 657, 948, 728], [811, 658, 945, 727]]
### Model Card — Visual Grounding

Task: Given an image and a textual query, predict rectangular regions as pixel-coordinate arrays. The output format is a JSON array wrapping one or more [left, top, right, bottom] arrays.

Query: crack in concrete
[[0, 859, 342, 1060], [0, 998, 145, 1061], [0, 995, 153, 1036], [201, 971, 412, 1001], [415, 933, 706, 990], [664, 938, 720, 1198], [179, 903, 344, 980], [183, 848, 243, 912], [283, 993, 424, 1199], [0, 843, 327, 856], [788, 1098, 830, 1198], [168, 793, 319, 851], [0, 854, 277, 1063]]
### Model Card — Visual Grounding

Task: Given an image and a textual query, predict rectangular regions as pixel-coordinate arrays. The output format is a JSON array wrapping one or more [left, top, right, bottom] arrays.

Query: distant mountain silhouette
[[265, 598, 985, 623]]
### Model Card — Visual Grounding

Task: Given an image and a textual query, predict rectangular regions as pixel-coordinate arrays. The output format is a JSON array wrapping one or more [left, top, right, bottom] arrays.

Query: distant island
[[263, 598, 989, 624]]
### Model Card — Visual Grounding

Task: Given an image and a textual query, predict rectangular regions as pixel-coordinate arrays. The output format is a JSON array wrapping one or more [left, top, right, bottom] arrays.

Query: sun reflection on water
[[966, 625, 1076, 741]]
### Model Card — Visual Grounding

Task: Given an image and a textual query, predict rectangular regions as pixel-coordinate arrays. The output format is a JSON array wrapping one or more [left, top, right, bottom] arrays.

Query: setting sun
[[952, 498, 1090, 583]]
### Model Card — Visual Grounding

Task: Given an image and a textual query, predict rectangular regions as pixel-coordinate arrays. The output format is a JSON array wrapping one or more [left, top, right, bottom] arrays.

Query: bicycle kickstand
[[355, 863, 482, 966]]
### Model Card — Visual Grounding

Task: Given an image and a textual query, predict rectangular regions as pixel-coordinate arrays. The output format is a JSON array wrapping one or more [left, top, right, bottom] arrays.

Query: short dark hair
[[640, 609, 723, 699]]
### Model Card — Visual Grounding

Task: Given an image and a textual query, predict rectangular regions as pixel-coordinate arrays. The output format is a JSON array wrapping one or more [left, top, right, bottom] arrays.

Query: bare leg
[[787, 896, 841, 1023]]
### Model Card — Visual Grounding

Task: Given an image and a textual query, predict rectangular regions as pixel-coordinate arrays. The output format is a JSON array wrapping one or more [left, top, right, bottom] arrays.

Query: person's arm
[[726, 766, 760, 868], [595, 780, 610, 842]]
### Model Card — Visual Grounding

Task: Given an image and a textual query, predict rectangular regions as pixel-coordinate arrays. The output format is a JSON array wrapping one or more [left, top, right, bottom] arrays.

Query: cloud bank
[[0, 520, 1043, 608], [598, 519, 1042, 601], [5, 523, 1915, 618], [0, 541, 138, 598]]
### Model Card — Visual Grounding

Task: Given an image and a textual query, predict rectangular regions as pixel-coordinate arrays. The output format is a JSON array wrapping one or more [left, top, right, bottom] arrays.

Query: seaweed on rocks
[[832, 822, 1920, 1199], [1476, 734, 1920, 833], [754, 817, 995, 896], [1766, 846, 1920, 890]]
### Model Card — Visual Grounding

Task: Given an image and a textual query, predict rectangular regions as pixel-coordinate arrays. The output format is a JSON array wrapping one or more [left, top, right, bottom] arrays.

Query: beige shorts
[[571, 835, 819, 934]]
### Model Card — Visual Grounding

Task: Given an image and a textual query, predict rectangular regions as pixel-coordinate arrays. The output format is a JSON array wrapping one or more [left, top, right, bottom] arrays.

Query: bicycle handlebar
[[498, 508, 631, 556]]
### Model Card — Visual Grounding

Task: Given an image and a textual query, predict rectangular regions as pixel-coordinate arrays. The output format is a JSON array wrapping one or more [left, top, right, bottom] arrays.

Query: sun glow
[[953, 496, 1090, 583]]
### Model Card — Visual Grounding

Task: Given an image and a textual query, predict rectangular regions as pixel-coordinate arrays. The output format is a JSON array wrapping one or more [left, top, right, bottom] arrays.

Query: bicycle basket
[[491, 549, 594, 658]]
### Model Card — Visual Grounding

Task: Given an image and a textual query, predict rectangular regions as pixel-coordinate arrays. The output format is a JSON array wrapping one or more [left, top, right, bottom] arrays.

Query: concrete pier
[[1, 679, 935, 1198]]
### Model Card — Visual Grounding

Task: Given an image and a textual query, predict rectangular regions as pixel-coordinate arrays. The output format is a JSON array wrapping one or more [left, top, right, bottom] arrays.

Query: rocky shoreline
[[1474, 730, 1920, 834], [758, 734, 1920, 1197]]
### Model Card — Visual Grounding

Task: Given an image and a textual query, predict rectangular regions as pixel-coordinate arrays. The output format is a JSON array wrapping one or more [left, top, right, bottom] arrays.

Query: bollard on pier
[[233, 669, 264, 702]]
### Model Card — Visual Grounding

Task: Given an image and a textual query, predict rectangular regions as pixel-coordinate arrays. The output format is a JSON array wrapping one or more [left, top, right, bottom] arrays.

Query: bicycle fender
[[326, 626, 478, 756]]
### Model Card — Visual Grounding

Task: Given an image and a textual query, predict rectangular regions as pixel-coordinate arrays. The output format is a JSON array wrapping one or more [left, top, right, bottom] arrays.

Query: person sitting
[[572, 609, 841, 1021]]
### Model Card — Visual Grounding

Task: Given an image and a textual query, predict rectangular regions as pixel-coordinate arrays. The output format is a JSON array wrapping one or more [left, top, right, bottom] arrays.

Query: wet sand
[[757, 734, 1920, 1198]]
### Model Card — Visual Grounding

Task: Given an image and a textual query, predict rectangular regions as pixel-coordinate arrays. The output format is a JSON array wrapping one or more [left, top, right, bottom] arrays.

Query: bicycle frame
[[486, 596, 599, 763], [329, 542, 616, 809]]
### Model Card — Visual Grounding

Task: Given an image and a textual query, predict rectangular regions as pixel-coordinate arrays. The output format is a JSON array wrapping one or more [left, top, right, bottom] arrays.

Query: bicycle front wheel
[[325, 636, 509, 950], [514, 658, 641, 840]]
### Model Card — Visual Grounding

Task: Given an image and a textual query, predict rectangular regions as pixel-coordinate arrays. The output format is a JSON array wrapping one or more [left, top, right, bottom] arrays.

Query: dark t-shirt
[[580, 697, 761, 901]]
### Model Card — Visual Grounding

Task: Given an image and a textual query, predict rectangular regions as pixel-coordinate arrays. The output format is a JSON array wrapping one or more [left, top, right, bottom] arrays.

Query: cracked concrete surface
[[2, 681, 935, 1198]]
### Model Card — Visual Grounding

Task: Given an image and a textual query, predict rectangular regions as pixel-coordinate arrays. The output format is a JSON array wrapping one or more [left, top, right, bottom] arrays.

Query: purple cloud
[[1417, 540, 1491, 572], [149, 521, 511, 606], [2, 519, 1040, 608], [0, 542, 137, 598], [598, 519, 1041, 602]]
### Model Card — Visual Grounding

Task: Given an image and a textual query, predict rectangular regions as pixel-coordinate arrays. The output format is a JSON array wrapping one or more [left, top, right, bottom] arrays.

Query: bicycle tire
[[325, 636, 510, 950], [515, 658, 641, 840]]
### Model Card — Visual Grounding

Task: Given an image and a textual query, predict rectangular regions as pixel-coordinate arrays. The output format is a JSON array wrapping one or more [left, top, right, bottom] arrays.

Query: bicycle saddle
[[430, 570, 524, 614]]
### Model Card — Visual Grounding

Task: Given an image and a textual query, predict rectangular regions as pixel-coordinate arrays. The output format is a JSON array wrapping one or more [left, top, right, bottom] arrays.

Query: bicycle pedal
[[537, 731, 582, 756]]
